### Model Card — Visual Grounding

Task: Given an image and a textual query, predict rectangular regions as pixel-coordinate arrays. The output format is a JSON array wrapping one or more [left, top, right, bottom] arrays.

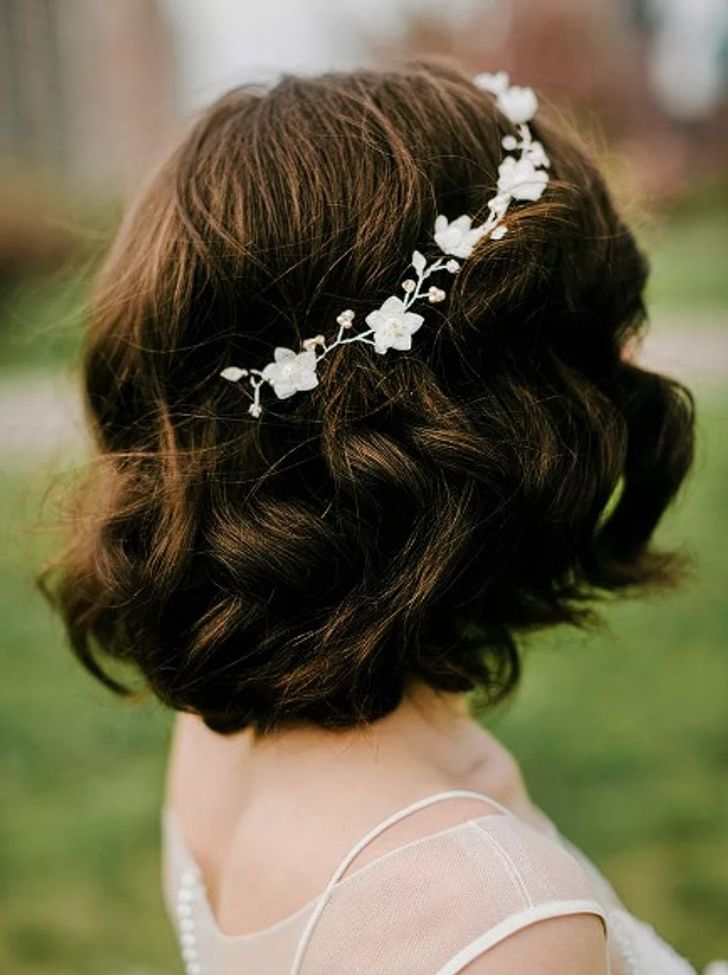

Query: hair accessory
[[220, 72, 550, 418]]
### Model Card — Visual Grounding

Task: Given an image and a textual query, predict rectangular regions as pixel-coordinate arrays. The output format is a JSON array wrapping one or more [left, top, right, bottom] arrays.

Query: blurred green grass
[[0, 455, 177, 974], [0, 273, 88, 377], [646, 203, 728, 317], [1, 201, 727, 972]]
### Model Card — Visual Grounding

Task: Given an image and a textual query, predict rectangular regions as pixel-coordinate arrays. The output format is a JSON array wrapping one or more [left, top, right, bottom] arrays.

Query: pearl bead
[[176, 868, 203, 974]]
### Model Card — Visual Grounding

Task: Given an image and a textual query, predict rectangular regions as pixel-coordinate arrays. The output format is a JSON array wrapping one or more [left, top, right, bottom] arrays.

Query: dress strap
[[288, 788, 513, 975]]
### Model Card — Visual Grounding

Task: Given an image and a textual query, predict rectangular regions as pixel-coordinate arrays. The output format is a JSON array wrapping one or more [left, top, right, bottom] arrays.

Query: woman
[[43, 60, 720, 973]]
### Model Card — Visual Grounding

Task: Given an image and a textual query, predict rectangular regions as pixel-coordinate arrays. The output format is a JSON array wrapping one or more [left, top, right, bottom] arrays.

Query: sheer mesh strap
[[435, 901, 609, 975], [288, 789, 507, 975], [434, 815, 609, 975], [294, 806, 610, 975]]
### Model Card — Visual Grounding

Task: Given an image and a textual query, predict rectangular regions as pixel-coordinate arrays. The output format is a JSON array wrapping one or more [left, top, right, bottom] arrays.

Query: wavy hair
[[40, 61, 695, 735]]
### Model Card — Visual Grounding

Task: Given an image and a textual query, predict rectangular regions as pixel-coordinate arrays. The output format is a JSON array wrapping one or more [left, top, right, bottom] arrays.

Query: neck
[[237, 683, 492, 801], [167, 681, 534, 837]]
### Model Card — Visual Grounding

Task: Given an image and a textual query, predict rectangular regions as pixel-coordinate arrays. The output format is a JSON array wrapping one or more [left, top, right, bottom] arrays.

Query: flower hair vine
[[220, 71, 550, 418]]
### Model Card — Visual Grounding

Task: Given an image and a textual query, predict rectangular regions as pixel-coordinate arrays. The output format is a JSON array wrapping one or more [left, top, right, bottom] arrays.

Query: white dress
[[161, 788, 724, 975]]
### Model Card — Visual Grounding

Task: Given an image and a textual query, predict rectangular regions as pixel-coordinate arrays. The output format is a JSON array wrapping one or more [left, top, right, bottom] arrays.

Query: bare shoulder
[[458, 913, 609, 975]]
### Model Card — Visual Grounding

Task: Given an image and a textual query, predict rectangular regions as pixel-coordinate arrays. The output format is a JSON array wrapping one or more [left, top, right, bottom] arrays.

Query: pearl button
[[176, 868, 203, 975]]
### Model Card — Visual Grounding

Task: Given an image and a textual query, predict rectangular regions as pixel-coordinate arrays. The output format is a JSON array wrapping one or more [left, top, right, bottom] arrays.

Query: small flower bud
[[427, 286, 446, 304], [336, 309, 355, 326], [220, 366, 248, 382]]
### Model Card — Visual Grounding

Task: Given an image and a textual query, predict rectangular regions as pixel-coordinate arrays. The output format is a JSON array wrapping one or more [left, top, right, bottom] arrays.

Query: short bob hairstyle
[[42, 60, 694, 736]]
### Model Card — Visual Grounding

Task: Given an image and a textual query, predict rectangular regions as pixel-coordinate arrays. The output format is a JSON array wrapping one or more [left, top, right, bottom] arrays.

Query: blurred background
[[1, 1, 727, 972]]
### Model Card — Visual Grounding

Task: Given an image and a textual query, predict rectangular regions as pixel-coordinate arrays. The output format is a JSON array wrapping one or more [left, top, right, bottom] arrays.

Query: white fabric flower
[[496, 85, 538, 125], [526, 140, 550, 168], [473, 71, 510, 96], [365, 296, 424, 354], [434, 215, 488, 259], [497, 156, 549, 202], [487, 192, 510, 220], [261, 347, 319, 399], [705, 964, 728, 975]]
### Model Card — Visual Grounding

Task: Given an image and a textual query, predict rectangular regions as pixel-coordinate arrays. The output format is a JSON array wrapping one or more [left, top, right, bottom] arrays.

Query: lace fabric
[[161, 789, 720, 975]]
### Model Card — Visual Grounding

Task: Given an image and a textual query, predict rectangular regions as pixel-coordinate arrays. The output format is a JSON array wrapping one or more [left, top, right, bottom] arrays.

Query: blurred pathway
[[0, 372, 85, 462], [0, 320, 726, 461], [637, 314, 728, 389]]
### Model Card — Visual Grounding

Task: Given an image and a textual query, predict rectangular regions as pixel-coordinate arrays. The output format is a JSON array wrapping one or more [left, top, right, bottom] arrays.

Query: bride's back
[[165, 693, 538, 936], [162, 708, 615, 975]]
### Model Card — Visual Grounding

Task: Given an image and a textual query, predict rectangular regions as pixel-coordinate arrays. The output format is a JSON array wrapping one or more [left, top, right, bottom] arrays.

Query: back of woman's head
[[43, 60, 694, 736]]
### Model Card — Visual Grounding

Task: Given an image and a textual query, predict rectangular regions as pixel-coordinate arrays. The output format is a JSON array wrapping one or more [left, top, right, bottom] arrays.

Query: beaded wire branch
[[220, 71, 551, 418]]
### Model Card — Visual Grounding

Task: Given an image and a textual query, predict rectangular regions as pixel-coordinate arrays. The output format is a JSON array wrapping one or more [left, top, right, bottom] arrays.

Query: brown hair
[[41, 60, 694, 736]]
